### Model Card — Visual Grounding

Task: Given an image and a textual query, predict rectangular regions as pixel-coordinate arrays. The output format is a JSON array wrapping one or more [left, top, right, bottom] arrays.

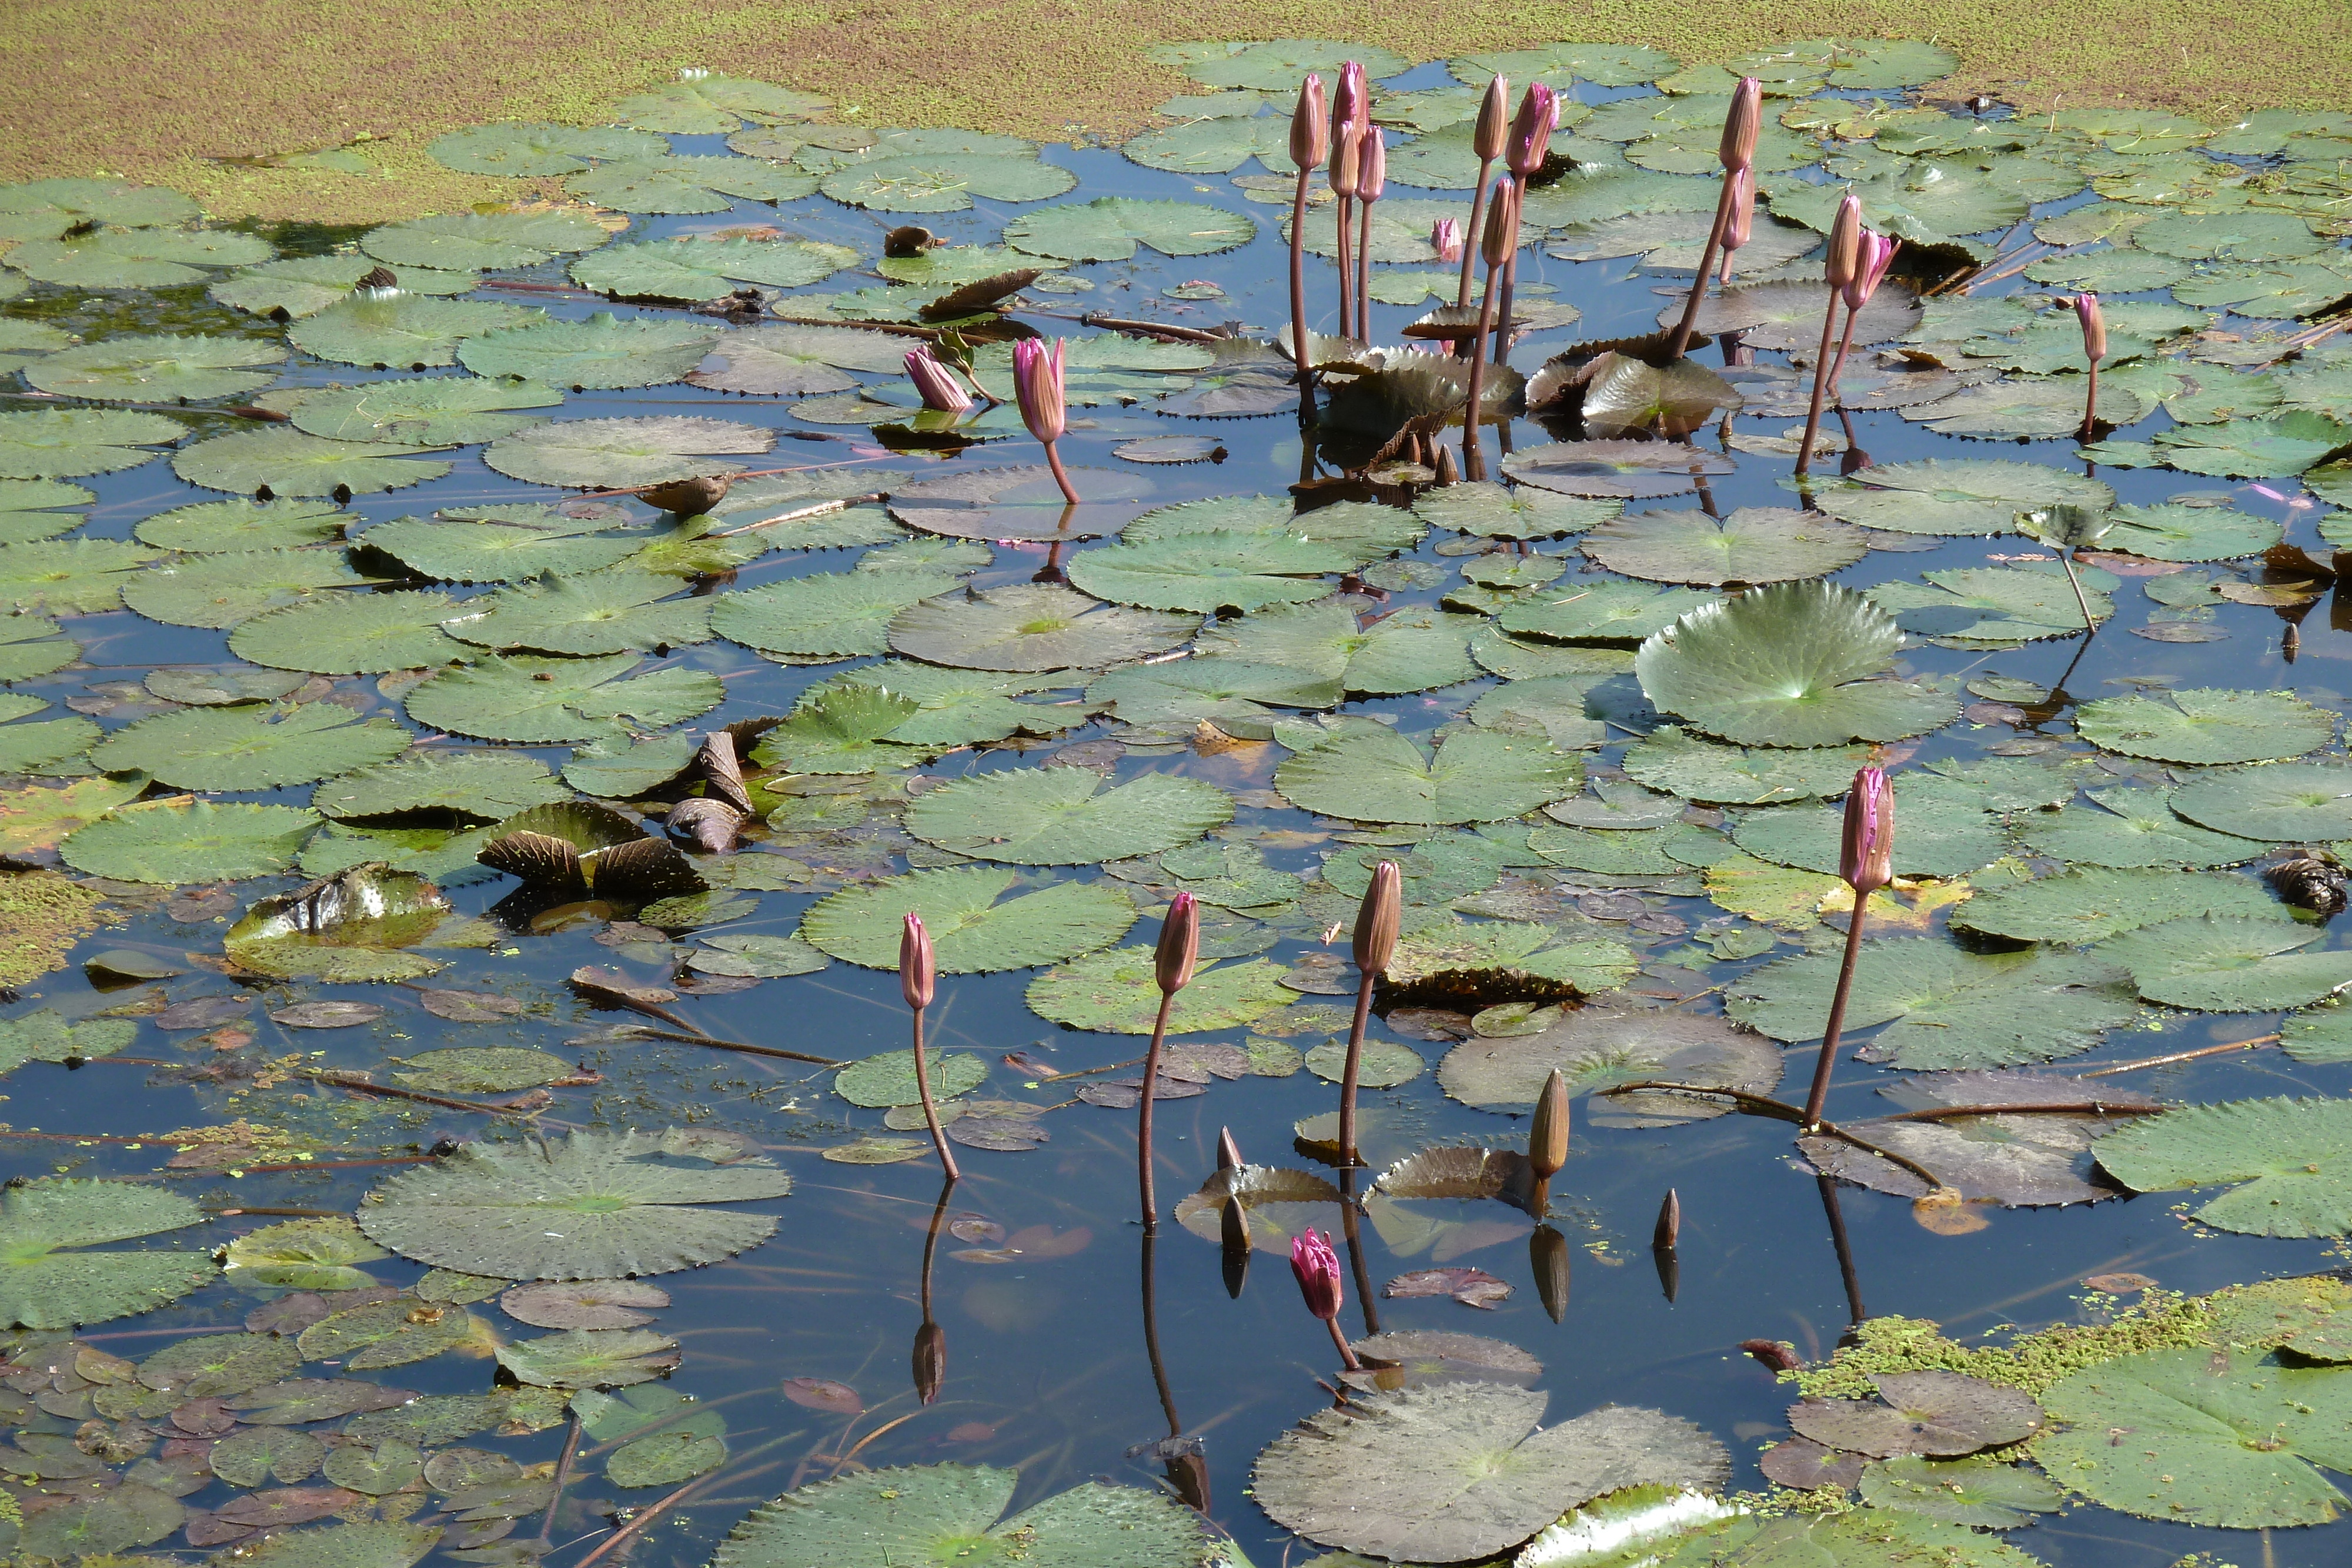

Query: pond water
[[5, 36, 2352, 1568]]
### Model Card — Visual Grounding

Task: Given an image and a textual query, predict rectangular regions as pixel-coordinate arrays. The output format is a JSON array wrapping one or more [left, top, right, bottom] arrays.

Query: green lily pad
[[0, 176, 199, 241], [59, 800, 318, 884], [1955, 867, 2281, 943], [91, 701, 409, 790], [2147, 412, 2352, 477], [1436, 1007, 1780, 1124], [212, 255, 480, 318], [456, 311, 721, 390], [1412, 482, 1620, 540], [312, 751, 568, 821], [359, 1126, 791, 1279], [1005, 198, 1258, 261], [1816, 459, 2114, 535], [7, 227, 272, 288], [228, 589, 467, 672], [888, 581, 1194, 671], [1867, 563, 2113, 645], [123, 547, 370, 629], [801, 865, 1135, 972], [606, 75, 829, 133], [1065, 530, 1351, 611], [2076, 687, 2335, 764], [403, 652, 724, 743], [2170, 764, 2352, 840], [134, 495, 347, 551], [172, 429, 452, 496], [570, 154, 819, 213], [1495, 582, 1715, 645], [716, 569, 960, 660], [0, 537, 163, 613], [23, 332, 283, 402], [362, 209, 613, 270], [1582, 507, 1867, 586], [0, 408, 185, 479], [0, 1009, 136, 1076], [1200, 602, 1480, 695], [445, 570, 712, 656], [427, 121, 668, 175], [2099, 502, 2280, 561], [815, 662, 1080, 748], [1621, 726, 1871, 804], [2135, 209, 2327, 262], [834, 1047, 988, 1108], [1732, 774, 2009, 880], [1727, 938, 2137, 1068], [1276, 727, 1582, 825], [690, 932, 831, 979], [223, 1215, 387, 1292], [0, 1178, 213, 1329], [2017, 785, 2268, 868], [2094, 912, 2352, 1010], [820, 153, 1074, 213], [357, 503, 643, 583], [906, 767, 1231, 864], [751, 686, 926, 774], [288, 296, 540, 369], [572, 237, 858, 300], [289, 377, 563, 446], [497, 1326, 680, 1387], [711, 1463, 1232, 1568]]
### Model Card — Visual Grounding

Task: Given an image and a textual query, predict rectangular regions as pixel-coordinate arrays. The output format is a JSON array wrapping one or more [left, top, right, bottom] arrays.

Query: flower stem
[[1355, 193, 1375, 342], [1043, 440, 1080, 505], [1288, 166, 1317, 410], [1138, 989, 1175, 1230], [1334, 193, 1355, 346], [2058, 546, 2097, 632], [2080, 359, 2101, 441], [1461, 261, 1502, 482], [1793, 292, 1846, 479], [910, 1009, 960, 1182], [1665, 176, 1735, 359], [1337, 970, 1376, 1168], [1325, 1315, 1362, 1372], [1801, 899, 1868, 1129], [1456, 156, 1494, 311], [1492, 172, 1528, 366]]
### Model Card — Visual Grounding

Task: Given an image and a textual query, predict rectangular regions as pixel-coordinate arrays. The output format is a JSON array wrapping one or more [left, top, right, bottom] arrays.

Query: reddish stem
[[1456, 156, 1495, 310], [1337, 972, 1376, 1168], [1801, 900, 1868, 1128], [1043, 441, 1081, 505], [1793, 291, 1846, 479], [1138, 991, 1175, 1229], [910, 1009, 961, 1183], [1289, 166, 1317, 407]]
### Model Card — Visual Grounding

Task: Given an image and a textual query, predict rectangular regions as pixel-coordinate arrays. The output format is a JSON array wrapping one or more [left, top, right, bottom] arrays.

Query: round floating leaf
[[1672, 279, 1922, 352], [1174, 1165, 1344, 1252], [91, 702, 409, 790], [427, 121, 667, 175], [1789, 1372, 2044, 1457], [1868, 562, 2115, 644], [1198, 601, 1479, 696], [1503, 440, 1733, 500], [457, 312, 720, 390], [888, 464, 1151, 542], [1028, 948, 1291, 1034], [1621, 726, 1868, 804], [135, 496, 346, 552], [452, 570, 713, 657], [358, 504, 642, 583], [906, 768, 1231, 864], [289, 377, 562, 447], [213, 255, 480, 319], [1955, 867, 2280, 943], [816, 661, 1078, 748], [888, 582, 1194, 671], [1170, 38, 1412, 89], [572, 238, 857, 300], [1860, 1455, 2062, 1527], [24, 332, 283, 402], [0, 176, 199, 241], [1816, 460, 2113, 536], [0, 1178, 213, 1329], [1636, 582, 1959, 747], [123, 547, 368, 629], [8, 226, 272, 287], [228, 589, 468, 673], [1495, 583, 1714, 645], [405, 652, 723, 743], [172, 429, 451, 497], [2077, 687, 2334, 764], [712, 1464, 1227, 1568], [483, 414, 771, 489], [2096, 1098, 2352, 1238], [2135, 210, 2326, 262], [1005, 198, 1257, 261], [1414, 482, 1619, 540], [1438, 1007, 1780, 1124], [2018, 786, 2267, 868], [2094, 912, 2352, 1010], [2100, 502, 2280, 561], [2038, 1346, 2352, 1526], [1728, 938, 2136, 1068], [1065, 530, 1351, 611], [714, 569, 959, 659], [312, 750, 567, 821], [607, 75, 829, 133], [1126, 493, 1424, 561], [1735, 779, 2008, 878], [359, 1127, 791, 1279], [363, 209, 613, 270], [801, 865, 1134, 973], [289, 296, 540, 369], [833, 1048, 988, 1108], [1769, 161, 2043, 246], [59, 800, 317, 884], [0, 537, 162, 613], [496, 1327, 680, 1388], [1582, 507, 1866, 585], [684, 322, 906, 396], [1252, 1385, 1729, 1564], [820, 153, 1074, 213], [0, 407, 184, 479], [570, 154, 818, 213], [15, 1480, 185, 1554], [2170, 764, 2352, 841], [1276, 727, 1582, 825]]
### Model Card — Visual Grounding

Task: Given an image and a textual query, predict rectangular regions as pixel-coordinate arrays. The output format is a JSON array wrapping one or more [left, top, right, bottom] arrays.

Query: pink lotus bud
[[1334, 61, 1369, 138], [1842, 230, 1899, 310], [1431, 218, 1464, 262], [1011, 337, 1067, 446], [1291, 75, 1329, 169], [900, 912, 934, 1011], [1329, 121, 1361, 199], [1480, 177, 1520, 269], [2076, 293, 2107, 362], [1839, 768, 1894, 895], [1508, 83, 1556, 178], [1290, 1228, 1343, 1321], [1354, 860, 1402, 975], [1474, 75, 1511, 161], [1722, 166, 1756, 253], [1155, 892, 1198, 995], [1358, 126, 1387, 202], [903, 348, 971, 413], [1825, 194, 1862, 291], [1720, 77, 1763, 173]]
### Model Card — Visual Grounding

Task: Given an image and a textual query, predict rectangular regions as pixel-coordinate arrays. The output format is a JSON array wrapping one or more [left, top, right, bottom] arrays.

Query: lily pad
[[1790, 1371, 2043, 1457], [2094, 912, 2352, 1011], [1277, 727, 1581, 825], [572, 237, 858, 301], [1438, 1007, 1780, 1125], [358, 1126, 791, 1279], [1504, 441, 1734, 501], [288, 296, 539, 369], [362, 209, 612, 270], [0, 408, 184, 479], [91, 701, 409, 790], [570, 154, 818, 214], [359, 505, 646, 582], [60, 800, 318, 884], [1066, 531, 1351, 612], [1816, 460, 2113, 536], [1953, 867, 2280, 943], [497, 1327, 680, 1388], [456, 312, 721, 390], [0, 1178, 214, 1329], [906, 767, 1231, 864], [8, 227, 272, 288], [2075, 687, 2335, 764], [889, 582, 1194, 671], [1636, 581, 1959, 747], [2017, 787, 2267, 868], [445, 570, 712, 656], [405, 653, 724, 744], [427, 121, 668, 176], [135, 495, 347, 552], [1621, 726, 1870, 804], [24, 332, 283, 402], [2170, 764, 2352, 840], [834, 1048, 989, 1108], [1859, 1455, 2063, 1528], [716, 569, 960, 660], [800, 865, 1136, 972], [172, 429, 452, 497], [1004, 197, 1256, 260], [821, 153, 1075, 213], [1583, 507, 1867, 586], [1028, 948, 1292, 1034], [289, 377, 562, 446]]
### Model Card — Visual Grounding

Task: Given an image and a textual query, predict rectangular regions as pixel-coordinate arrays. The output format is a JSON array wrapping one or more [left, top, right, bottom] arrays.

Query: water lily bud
[[1358, 126, 1387, 202], [1329, 121, 1362, 200], [1333, 60, 1368, 139], [2076, 292, 2108, 362], [1825, 193, 1863, 292], [1479, 176, 1520, 270], [1839, 767, 1895, 895], [1155, 892, 1199, 996], [1842, 229, 1899, 311], [1529, 1068, 1570, 1179], [1217, 1126, 1244, 1172], [1289, 1228, 1344, 1321], [912, 1319, 946, 1405], [1474, 74, 1511, 161], [1721, 166, 1756, 254], [1720, 76, 1763, 172], [1011, 337, 1067, 446], [1353, 860, 1402, 977], [1291, 74, 1329, 169], [903, 348, 973, 413], [1431, 218, 1464, 262], [1507, 83, 1556, 178], [1653, 1188, 1682, 1251], [900, 913, 934, 1012]]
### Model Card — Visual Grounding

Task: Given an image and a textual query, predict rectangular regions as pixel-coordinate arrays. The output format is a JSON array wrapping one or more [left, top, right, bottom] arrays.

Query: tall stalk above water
[[1665, 76, 1762, 359], [1287, 73, 1329, 407], [1800, 768, 1894, 1129]]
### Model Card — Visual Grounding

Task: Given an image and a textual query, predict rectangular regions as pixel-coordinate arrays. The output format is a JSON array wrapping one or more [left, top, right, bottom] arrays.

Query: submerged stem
[[2058, 546, 2098, 632]]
